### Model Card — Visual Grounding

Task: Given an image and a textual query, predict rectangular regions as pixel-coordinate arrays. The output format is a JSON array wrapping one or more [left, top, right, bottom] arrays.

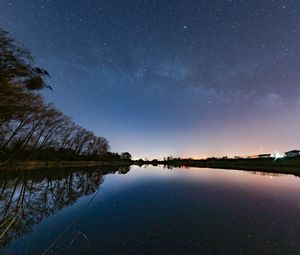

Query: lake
[[0, 165, 300, 254]]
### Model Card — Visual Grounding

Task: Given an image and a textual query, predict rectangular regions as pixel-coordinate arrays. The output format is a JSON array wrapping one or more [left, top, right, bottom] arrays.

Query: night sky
[[1, 0, 300, 159]]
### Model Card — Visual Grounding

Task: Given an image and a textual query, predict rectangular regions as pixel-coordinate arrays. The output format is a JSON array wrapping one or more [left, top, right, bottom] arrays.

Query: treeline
[[0, 93, 110, 161], [134, 157, 300, 176], [0, 29, 130, 163]]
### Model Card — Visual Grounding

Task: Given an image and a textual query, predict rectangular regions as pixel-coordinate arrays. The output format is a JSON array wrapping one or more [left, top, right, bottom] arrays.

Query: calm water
[[0, 166, 300, 255]]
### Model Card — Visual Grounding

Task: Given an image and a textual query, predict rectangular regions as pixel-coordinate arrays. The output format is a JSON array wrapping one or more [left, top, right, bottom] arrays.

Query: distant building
[[258, 154, 271, 158], [285, 150, 300, 158], [247, 155, 259, 159], [234, 156, 242, 159]]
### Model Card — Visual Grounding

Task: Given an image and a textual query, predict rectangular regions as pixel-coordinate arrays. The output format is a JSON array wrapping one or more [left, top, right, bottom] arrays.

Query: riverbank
[[2, 157, 300, 177], [135, 157, 300, 176], [0, 160, 132, 171]]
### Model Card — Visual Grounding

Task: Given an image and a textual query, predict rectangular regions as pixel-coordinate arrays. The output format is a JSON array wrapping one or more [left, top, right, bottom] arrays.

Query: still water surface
[[0, 166, 300, 254]]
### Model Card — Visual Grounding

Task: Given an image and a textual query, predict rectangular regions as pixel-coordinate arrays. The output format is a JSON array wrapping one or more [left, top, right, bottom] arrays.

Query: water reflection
[[0, 166, 130, 248], [248, 171, 287, 177], [0, 166, 300, 255]]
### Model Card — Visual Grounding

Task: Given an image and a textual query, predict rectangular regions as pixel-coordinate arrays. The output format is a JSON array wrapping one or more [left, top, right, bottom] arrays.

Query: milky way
[[1, 0, 300, 158]]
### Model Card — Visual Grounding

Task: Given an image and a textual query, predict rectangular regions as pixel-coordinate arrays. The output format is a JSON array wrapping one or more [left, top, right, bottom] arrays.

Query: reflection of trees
[[0, 166, 130, 248]]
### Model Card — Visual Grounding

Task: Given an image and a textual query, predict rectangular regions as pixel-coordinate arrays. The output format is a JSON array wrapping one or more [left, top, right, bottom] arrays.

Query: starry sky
[[1, 0, 300, 159]]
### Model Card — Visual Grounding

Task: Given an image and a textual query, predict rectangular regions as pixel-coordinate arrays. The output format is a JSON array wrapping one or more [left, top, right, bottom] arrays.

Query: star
[[1, 0, 299, 159]]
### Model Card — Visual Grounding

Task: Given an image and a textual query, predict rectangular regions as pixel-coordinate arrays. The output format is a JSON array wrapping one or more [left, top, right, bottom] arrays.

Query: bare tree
[[0, 29, 111, 164]]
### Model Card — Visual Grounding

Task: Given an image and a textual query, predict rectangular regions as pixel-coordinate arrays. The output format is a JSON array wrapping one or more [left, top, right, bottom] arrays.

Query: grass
[[0, 212, 20, 242]]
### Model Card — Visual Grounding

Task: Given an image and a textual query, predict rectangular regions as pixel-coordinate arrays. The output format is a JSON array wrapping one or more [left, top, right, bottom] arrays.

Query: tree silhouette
[[0, 29, 113, 164]]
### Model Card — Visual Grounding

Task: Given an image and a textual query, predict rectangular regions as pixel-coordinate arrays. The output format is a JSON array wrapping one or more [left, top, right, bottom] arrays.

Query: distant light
[[271, 152, 285, 160]]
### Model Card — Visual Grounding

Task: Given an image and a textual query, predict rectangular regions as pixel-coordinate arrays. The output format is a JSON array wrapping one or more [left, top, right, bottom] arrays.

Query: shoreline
[[1, 158, 300, 177], [0, 160, 132, 171], [135, 157, 300, 177]]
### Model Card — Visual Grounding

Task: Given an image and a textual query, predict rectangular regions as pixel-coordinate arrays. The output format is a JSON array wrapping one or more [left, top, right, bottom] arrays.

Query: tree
[[0, 29, 50, 91], [0, 29, 112, 164], [0, 29, 51, 127], [121, 152, 132, 160]]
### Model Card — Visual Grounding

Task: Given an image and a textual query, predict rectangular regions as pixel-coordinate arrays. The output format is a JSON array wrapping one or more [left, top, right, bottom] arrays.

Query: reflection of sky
[[1, 1, 300, 158], [3, 166, 300, 254], [99, 166, 300, 204]]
